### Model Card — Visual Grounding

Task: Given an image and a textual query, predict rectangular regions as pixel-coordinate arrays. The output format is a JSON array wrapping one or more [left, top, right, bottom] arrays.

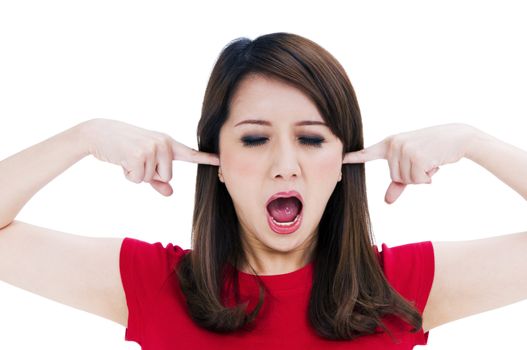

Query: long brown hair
[[177, 32, 422, 341]]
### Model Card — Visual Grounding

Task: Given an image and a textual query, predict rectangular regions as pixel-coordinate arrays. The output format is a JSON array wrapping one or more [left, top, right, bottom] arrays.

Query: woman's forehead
[[227, 75, 323, 126]]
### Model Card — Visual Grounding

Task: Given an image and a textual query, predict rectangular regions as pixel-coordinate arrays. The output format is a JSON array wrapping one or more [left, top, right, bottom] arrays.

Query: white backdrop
[[1, 1, 526, 349]]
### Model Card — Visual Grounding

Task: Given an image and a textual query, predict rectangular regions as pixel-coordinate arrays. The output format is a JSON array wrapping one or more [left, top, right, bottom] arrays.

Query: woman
[[0, 32, 526, 349]]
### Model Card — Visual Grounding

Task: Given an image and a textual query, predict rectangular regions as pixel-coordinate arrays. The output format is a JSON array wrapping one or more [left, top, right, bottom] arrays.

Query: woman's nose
[[270, 142, 301, 181]]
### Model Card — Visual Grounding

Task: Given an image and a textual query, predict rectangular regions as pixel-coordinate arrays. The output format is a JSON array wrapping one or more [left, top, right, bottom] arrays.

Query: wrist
[[463, 125, 495, 162], [71, 119, 98, 158]]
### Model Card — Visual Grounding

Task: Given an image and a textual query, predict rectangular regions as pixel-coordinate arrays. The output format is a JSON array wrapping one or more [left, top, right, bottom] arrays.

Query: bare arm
[[422, 128, 527, 331], [0, 122, 90, 229], [0, 221, 127, 326], [464, 128, 527, 200], [0, 119, 219, 327], [0, 117, 221, 229], [343, 124, 527, 333], [0, 120, 128, 325]]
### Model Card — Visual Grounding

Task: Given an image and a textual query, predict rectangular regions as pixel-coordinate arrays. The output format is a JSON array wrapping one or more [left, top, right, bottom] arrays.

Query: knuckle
[[135, 142, 158, 159], [416, 170, 432, 184], [143, 169, 153, 179], [401, 142, 417, 157], [164, 170, 174, 182], [155, 131, 170, 141], [410, 152, 425, 164], [126, 173, 142, 184], [386, 137, 401, 155], [153, 133, 171, 148], [390, 171, 401, 183], [400, 142, 410, 154], [147, 141, 157, 154], [131, 149, 147, 161], [156, 141, 169, 154], [386, 137, 396, 151]]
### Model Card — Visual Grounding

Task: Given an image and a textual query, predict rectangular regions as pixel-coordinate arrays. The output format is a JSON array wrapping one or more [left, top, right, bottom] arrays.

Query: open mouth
[[266, 196, 303, 224], [265, 192, 304, 234]]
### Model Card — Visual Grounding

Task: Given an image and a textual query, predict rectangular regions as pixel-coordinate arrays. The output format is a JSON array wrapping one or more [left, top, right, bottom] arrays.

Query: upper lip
[[266, 190, 304, 208]]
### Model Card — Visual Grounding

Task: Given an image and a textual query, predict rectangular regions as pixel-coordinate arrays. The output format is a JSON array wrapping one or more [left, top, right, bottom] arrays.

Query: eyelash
[[241, 136, 325, 148]]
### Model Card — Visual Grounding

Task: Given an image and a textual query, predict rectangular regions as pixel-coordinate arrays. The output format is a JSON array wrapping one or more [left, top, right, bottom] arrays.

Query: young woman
[[1, 32, 526, 349]]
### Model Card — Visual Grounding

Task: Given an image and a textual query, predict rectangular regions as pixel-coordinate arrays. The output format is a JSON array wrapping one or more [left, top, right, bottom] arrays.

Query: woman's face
[[218, 74, 343, 257]]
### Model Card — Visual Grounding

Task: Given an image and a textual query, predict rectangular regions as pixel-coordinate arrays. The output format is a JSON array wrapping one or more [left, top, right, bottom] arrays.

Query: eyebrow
[[234, 119, 328, 127]]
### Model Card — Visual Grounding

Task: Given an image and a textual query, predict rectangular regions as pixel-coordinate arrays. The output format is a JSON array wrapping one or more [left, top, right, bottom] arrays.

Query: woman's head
[[202, 33, 364, 261], [179, 32, 422, 340]]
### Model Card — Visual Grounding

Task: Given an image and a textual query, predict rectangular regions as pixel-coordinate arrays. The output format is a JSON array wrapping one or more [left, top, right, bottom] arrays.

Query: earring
[[338, 171, 342, 182], [218, 168, 224, 182]]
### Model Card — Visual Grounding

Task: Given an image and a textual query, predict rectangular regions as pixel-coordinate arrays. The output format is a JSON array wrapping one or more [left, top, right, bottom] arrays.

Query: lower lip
[[266, 210, 303, 234]]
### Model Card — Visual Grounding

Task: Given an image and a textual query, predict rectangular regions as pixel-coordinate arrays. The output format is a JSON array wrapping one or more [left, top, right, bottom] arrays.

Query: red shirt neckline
[[231, 261, 314, 291]]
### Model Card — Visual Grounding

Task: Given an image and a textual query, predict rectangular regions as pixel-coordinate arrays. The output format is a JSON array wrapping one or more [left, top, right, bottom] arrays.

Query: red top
[[119, 237, 434, 349]]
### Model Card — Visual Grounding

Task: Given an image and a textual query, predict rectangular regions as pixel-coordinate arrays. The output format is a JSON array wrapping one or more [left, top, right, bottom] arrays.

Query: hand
[[80, 118, 220, 196], [343, 123, 475, 204]]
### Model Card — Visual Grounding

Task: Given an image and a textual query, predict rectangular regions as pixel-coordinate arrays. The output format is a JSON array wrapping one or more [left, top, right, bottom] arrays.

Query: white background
[[1, 1, 526, 348]]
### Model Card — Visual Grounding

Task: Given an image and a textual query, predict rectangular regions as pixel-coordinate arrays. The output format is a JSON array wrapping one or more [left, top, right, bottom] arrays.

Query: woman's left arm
[[343, 123, 527, 333], [464, 127, 527, 200]]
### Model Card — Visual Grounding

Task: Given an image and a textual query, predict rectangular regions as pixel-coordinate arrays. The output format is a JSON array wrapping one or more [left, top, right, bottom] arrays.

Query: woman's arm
[[465, 127, 527, 200], [0, 122, 90, 229], [422, 128, 527, 331], [0, 118, 220, 230], [0, 119, 219, 326], [343, 123, 527, 332], [343, 123, 527, 203]]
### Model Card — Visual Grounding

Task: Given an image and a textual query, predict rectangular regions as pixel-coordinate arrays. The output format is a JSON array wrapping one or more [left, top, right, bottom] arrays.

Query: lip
[[266, 190, 304, 208]]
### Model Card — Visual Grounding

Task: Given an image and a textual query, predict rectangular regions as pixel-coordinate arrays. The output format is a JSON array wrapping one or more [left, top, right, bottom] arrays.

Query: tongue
[[267, 197, 301, 223]]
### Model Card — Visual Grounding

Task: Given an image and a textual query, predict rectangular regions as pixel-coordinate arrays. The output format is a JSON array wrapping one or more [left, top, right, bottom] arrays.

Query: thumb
[[150, 180, 174, 197], [385, 181, 406, 204]]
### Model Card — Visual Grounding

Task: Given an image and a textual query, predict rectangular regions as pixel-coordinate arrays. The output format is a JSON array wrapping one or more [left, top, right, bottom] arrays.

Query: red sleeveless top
[[120, 237, 434, 349]]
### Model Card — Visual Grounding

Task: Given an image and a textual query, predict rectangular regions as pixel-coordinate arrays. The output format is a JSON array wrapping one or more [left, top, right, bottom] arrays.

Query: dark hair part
[[177, 32, 423, 341]]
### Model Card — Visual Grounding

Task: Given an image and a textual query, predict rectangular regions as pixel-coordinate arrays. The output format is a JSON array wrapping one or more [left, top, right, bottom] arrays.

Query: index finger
[[342, 140, 386, 164], [171, 139, 220, 166]]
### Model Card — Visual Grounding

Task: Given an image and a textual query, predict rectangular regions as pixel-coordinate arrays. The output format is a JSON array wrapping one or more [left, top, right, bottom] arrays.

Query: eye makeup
[[240, 136, 325, 148]]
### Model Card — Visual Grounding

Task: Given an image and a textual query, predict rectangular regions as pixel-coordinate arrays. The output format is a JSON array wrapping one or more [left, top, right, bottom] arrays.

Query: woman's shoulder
[[375, 241, 435, 314], [119, 237, 191, 344], [121, 237, 190, 272], [375, 241, 434, 270], [119, 237, 191, 295]]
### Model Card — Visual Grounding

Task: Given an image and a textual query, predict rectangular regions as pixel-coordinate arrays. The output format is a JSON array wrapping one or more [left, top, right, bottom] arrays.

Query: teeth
[[272, 214, 300, 226]]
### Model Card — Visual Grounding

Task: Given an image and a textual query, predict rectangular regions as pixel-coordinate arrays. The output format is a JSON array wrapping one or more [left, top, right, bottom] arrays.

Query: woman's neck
[[238, 235, 316, 276]]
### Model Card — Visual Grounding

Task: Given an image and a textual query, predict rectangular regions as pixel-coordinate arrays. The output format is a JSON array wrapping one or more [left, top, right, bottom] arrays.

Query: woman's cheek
[[314, 150, 341, 181], [235, 154, 256, 176], [224, 153, 259, 183]]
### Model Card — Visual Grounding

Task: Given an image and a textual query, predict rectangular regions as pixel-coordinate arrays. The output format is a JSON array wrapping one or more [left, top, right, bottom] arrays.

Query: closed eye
[[241, 136, 325, 148]]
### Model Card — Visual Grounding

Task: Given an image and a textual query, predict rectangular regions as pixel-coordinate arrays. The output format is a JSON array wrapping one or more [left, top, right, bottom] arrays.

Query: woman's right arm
[[0, 119, 219, 327], [0, 119, 130, 326], [0, 121, 90, 229]]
